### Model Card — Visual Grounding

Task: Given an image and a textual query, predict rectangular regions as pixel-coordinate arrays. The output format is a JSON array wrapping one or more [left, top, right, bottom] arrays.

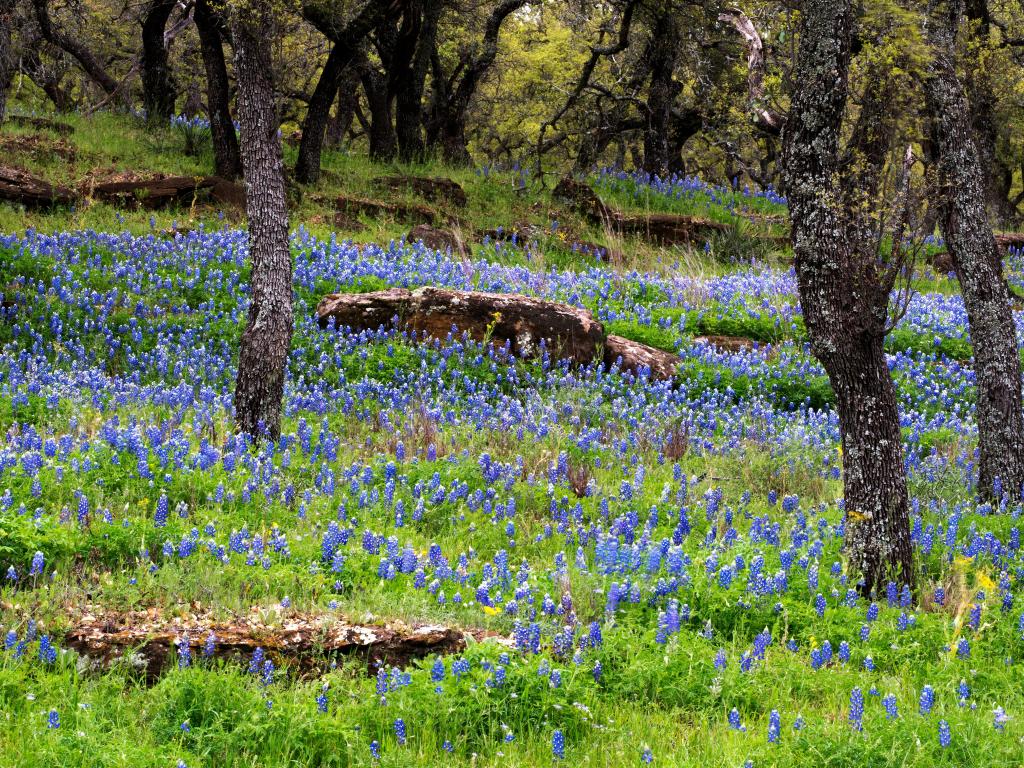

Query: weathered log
[[604, 334, 679, 378], [376, 175, 467, 207], [317, 287, 685, 380], [0, 165, 77, 207], [407, 224, 468, 255], [89, 175, 244, 209], [553, 176, 728, 245], [336, 194, 436, 224], [692, 334, 756, 353], [317, 286, 606, 363], [65, 608, 471, 681], [614, 213, 728, 245], [552, 176, 614, 220]]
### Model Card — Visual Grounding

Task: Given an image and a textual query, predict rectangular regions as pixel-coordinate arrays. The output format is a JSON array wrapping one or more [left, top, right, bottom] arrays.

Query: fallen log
[[66, 607, 472, 681], [316, 287, 682, 380], [375, 176, 467, 207], [552, 176, 728, 245], [604, 334, 680, 379], [89, 175, 244, 209], [317, 287, 605, 363], [0, 166, 77, 207]]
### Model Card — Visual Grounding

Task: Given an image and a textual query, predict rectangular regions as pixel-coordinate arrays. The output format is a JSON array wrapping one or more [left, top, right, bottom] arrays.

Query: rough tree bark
[[393, 0, 441, 163], [641, 12, 681, 174], [0, 0, 16, 123], [782, 0, 914, 592], [230, 4, 293, 441], [326, 68, 360, 147], [295, 1, 406, 183], [140, 0, 179, 123], [195, 0, 242, 179], [923, 0, 1024, 502], [358, 53, 398, 162]]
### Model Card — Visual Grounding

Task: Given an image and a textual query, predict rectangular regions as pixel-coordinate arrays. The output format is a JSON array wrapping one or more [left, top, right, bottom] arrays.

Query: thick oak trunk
[[782, 0, 913, 592], [140, 0, 178, 123], [231, 7, 293, 441], [195, 0, 242, 179], [360, 61, 397, 162], [0, 0, 15, 124], [924, 1, 1024, 502], [641, 14, 680, 174], [295, 45, 350, 184]]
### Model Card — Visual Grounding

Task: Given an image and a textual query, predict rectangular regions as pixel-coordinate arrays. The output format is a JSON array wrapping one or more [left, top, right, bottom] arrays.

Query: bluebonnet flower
[[394, 718, 406, 745], [920, 685, 935, 715], [848, 687, 864, 731], [728, 708, 745, 731], [993, 706, 1010, 732], [38, 635, 57, 664], [883, 694, 898, 720], [552, 729, 565, 759], [767, 710, 780, 743], [938, 720, 951, 748], [177, 634, 191, 668], [47, 709, 59, 729], [29, 551, 44, 577]]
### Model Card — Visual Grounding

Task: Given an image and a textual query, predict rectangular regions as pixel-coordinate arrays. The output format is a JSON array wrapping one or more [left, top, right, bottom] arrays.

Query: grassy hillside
[[0, 114, 1023, 768]]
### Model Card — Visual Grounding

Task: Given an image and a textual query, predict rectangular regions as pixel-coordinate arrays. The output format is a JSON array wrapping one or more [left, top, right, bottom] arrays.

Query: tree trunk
[[359, 59, 397, 162], [326, 69, 359, 147], [230, 6, 293, 441], [924, 0, 1024, 502], [296, 0, 405, 181], [426, 0, 526, 166], [295, 44, 350, 183], [642, 13, 680, 174], [140, 0, 178, 123], [394, 0, 441, 163], [0, 0, 16, 124], [22, 46, 74, 112], [195, 0, 242, 179], [782, 0, 914, 593], [964, 0, 1018, 226]]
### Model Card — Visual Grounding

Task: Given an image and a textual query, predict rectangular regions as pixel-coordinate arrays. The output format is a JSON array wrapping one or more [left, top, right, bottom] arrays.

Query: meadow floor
[[1, 114, 1023, 767]]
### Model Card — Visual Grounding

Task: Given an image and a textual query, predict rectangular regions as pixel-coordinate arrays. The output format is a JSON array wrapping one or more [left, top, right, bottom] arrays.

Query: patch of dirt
[[0, 134, 77, 163]]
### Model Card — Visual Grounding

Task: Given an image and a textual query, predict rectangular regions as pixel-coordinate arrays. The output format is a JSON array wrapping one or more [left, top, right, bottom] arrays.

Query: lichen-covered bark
[[782, 0, 914, 593], [230, 6, 293, 441], [924, 0, 1024, 502]]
